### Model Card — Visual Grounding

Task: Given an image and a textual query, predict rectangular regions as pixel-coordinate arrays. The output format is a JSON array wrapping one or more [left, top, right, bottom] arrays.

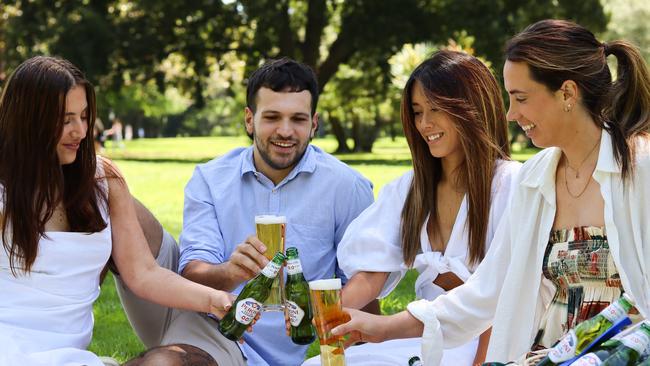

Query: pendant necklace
[[565, 138, 601, 178], [564, 138, 601, 199]]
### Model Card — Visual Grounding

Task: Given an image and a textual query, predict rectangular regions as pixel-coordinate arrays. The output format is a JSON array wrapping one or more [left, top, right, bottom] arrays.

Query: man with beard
[[116, 58, 373, 366]]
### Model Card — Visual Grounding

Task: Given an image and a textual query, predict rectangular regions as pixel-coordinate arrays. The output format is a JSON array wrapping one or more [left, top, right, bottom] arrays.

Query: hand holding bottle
[[219, 252, 286, 342], [208, 290, 236, 319]]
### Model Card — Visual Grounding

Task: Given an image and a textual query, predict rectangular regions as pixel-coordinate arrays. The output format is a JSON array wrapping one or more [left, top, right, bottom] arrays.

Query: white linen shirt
[[408, 129, 650, 364]]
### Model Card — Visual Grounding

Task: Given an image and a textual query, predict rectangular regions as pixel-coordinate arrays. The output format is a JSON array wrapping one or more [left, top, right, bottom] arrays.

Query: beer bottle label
[[570, 353, 603, 366], [234, 297, 262, 325], [286, 258, 303, 275], [286, 300, 305, 327], [601, 301, 627, 323], [620, 330, 650, 355], [547, 329, 578, 362], [261, 260, 282, 278]]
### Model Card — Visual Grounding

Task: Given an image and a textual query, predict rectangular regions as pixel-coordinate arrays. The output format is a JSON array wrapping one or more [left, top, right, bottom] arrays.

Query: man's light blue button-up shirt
[[179, 144, 373, 366]]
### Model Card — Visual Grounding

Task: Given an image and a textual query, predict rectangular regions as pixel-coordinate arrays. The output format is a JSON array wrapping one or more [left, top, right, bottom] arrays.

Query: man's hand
[[225, 235, 269, 284], [183, 235, 271, 292]]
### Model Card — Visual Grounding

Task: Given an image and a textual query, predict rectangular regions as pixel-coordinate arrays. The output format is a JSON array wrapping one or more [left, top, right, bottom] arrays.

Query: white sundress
[[0, 178, 112, 366]]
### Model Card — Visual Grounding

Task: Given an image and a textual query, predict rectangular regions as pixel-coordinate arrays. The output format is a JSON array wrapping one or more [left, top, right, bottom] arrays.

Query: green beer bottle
[[284, 247, 316, 345], [408, 356, 423, 366], [219, 252, 286, 341], [601, 322, 650, 366], [570, 350, 615, 365], [636, 357, 650, 366], [570, 337, 628, 365], [538, 293, 635, 365]]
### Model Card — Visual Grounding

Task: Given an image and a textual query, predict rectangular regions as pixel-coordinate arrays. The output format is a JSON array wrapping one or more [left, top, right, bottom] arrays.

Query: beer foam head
[[255, 215, 287, 224], [308, 278, 342, 290]]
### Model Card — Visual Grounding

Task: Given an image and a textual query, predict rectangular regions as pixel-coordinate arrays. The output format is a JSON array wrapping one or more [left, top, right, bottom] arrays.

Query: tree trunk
[[328, 116, 351, 153], [352, 116, 380, 153], [194, 77, 205, 109], [302, 0, 327, 67], [276, 0, 296, 58]]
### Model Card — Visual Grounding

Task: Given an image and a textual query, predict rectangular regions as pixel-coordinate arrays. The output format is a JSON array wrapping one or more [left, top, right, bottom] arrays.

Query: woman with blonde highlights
[[311, 50, 520, 366], [330, 20, 650, 365]]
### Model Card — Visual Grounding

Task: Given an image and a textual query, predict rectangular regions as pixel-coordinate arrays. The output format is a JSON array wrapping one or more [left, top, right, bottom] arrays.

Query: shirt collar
[[240, 147, 257, 176], [594, 128, 620, 174], [240, 145, 317, 181], [520, 129, 619, 201]]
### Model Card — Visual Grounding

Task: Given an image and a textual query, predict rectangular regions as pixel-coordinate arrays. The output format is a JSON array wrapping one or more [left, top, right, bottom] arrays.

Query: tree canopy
[[1, 0, 613, 150]]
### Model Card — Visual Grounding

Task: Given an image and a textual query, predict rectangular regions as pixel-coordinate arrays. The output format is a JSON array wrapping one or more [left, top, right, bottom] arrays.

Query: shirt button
[[272, 189, 277, 194]]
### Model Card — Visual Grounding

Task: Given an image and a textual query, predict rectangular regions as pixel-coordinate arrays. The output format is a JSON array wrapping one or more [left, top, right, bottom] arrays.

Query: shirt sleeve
[[337, 172, 411, 297], [178, 166, 226, 274], [485, 160, 522, 253], [333, 172, 375, 283]]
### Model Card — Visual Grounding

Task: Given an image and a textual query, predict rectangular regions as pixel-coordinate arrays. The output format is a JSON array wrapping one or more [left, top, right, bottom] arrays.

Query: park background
[[1, 0, 649, 362]]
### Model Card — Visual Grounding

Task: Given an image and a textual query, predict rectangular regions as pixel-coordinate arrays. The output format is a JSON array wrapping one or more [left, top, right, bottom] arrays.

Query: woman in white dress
[[305, 50, 520, 366], [0, 57, 235, 366], [329, 20, 650, 365]]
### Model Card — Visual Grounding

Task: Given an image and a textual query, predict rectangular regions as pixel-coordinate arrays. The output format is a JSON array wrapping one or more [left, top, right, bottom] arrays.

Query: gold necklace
[[563, 137, 600, 199], [565, 138, 601, 178], [564, 162, 592, 198]]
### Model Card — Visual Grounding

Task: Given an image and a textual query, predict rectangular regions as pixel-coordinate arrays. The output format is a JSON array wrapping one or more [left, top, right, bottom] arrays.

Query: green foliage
[[1, 0, 610, 145], [604, 0, 650, 61]]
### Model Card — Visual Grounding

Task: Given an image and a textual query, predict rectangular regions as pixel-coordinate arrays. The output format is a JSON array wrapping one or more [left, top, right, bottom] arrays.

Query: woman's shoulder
[[96, 156, 125, 179], [634, 134, 650, 165], [519, 147, 557, 170], [95, 156, 128, 200], [629, 135, 650, 184], [380, 170, 414, 198], [491, 159, 522, 193], [495, 159, 522, 178]]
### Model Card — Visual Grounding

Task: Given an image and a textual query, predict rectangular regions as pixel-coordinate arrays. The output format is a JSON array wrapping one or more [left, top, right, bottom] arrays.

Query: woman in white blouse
[[330, 19, 650, 365], [325, 50, 521, 366]]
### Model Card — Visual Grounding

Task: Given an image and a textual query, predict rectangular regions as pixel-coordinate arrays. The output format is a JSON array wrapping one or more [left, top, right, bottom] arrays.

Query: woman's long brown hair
[[400, 50, 510, 267], [0, 56, 108, 274], [506, 19, 650, 181]]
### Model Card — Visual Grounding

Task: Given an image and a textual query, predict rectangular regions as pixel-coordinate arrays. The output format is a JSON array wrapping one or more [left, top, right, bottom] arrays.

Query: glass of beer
[[255, 214, 286, 311], [309, 278, 349, 366]]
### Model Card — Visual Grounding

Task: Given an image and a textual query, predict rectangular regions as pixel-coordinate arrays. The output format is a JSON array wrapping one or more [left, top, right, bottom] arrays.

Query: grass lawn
[[91, 136, 537, 362]]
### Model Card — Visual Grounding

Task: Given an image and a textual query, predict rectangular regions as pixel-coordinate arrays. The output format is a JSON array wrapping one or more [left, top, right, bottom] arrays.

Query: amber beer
[[309, 279, 348, 366], [255, 215, 286, 311]]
